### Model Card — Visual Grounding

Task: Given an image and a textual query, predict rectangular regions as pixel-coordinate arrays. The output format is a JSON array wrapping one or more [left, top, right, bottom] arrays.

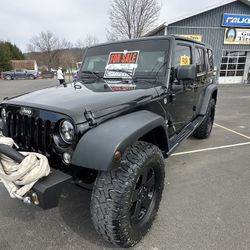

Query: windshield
[[80, 39, 170, 84]]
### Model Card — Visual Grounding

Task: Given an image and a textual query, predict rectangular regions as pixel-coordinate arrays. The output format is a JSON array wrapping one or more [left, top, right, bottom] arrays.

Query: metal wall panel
[[169, 1, 249, 28], [152, 1, 250, 70]]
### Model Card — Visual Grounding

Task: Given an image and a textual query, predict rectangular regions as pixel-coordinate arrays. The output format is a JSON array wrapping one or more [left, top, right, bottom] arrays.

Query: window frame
[[220, 50, 247, 78], [173, 42, 193, 68]]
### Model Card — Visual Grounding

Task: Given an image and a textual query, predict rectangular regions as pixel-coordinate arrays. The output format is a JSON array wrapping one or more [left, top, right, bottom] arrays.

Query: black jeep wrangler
[[0, 35, 217, 248]]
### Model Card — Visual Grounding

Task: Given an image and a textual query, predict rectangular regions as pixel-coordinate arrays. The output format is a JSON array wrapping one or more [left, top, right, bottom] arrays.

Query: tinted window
[[81, 39, 169, 79], [174, 44, 192, 67], [195, 47, 206, 74], [207, 49, 214, 72]]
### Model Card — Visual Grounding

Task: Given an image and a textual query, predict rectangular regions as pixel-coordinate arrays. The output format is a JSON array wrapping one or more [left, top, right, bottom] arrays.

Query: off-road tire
[[90, 141, 165, 248], [193, 98, 216, 139]]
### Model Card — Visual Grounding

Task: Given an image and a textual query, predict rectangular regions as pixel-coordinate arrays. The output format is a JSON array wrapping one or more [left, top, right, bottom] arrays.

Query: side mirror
[[176, 64, 196, 81]]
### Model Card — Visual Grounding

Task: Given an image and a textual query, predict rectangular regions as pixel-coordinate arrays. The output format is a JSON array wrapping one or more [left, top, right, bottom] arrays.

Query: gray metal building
[[147, 0, 250, 84]]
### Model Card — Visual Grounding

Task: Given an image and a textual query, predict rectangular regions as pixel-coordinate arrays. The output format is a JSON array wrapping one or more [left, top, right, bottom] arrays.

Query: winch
[[0, 136, 71, 209]]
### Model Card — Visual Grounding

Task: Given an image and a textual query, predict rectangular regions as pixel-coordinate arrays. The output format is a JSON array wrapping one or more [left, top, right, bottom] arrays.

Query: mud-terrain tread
[[193, 98, 216, 139], [90, 141, 165, 248]]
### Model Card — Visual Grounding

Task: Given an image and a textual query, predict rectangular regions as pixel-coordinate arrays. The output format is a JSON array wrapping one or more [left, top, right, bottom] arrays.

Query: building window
[[220, 51, 246, 77]]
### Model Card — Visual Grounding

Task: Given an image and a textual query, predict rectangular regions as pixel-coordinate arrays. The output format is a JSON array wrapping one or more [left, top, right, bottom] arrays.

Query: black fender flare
[[71, 110, 169, 171], [199, 84, 218, 115]]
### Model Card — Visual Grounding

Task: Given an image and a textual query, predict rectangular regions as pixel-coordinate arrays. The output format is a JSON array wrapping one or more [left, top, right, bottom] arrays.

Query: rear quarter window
[[207, 49, 214, 72], [194, 47, 206, 74]]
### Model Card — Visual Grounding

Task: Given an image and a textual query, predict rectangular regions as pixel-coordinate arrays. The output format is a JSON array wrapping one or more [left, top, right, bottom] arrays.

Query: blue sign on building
[[222, 13, 250, 27]]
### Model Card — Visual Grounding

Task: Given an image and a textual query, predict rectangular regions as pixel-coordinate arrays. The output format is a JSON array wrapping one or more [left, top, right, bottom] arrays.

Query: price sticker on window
[[180, 55, 190, 65]]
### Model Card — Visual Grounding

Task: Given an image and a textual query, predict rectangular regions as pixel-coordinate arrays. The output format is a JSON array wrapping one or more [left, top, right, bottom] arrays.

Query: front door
[[15, 69, 26, 79], [166, 42, 195, 135]]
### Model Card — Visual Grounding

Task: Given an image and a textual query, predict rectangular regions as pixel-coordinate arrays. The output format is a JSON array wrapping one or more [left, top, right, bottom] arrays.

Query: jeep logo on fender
[[20, 107, 33, 116], [222, 13, 250, 27]]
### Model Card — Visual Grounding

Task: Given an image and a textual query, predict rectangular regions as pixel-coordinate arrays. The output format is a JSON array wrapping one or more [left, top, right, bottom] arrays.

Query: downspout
[[164, 25, 168, 36]]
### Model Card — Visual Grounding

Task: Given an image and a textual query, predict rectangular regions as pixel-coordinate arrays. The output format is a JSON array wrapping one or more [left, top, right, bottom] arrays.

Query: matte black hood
[[3, 82, 158, 124]]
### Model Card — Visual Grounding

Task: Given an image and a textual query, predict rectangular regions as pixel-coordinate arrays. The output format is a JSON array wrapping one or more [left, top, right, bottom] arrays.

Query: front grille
[[6, 112, 53, 156]]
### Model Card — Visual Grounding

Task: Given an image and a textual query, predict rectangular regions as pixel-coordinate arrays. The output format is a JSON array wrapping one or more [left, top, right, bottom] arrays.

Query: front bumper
[[32, 168, 72, 209], [0, 144, 71, 209]]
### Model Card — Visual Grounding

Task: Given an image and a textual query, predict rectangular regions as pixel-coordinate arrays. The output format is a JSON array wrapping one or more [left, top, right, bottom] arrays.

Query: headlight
[[1, 108, 7, 122], [59, 120, 75, 144]]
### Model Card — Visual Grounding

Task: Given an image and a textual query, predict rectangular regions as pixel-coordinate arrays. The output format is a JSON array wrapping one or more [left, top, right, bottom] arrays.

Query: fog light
[[63, 152, 71, 165]]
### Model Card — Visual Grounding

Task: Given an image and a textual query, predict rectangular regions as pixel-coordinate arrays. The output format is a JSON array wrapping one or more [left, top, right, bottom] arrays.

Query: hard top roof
[[88, 35, 212, 49]]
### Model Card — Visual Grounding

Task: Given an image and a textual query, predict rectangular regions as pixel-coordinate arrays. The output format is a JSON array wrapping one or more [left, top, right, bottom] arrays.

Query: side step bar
[[168, 116, 205, 156], [0, 144, 72, 209]]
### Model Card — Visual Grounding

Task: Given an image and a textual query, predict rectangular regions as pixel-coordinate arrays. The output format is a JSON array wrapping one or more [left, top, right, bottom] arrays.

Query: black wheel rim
[[130, 166, 157, 226]]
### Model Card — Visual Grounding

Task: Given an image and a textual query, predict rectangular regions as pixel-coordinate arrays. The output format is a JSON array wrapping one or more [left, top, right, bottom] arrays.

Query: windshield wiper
[[105, 69, 137, 82], [81, 70, 102, 79]]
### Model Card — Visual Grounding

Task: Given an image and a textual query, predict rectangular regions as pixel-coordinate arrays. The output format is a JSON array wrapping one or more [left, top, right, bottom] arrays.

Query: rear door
[[166, 41, 195, 135], [193, 46, 213, 114]]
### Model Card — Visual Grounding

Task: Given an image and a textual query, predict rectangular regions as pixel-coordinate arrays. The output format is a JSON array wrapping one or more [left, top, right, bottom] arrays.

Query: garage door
[[219, 51, 246, 84]]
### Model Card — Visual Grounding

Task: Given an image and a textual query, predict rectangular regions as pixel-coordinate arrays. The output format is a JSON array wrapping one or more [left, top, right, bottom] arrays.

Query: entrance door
[[219, 51, 247, 84]]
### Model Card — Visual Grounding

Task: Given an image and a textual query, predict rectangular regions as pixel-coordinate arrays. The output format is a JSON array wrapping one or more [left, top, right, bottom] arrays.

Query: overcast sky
[[0, 0, 231, 52]]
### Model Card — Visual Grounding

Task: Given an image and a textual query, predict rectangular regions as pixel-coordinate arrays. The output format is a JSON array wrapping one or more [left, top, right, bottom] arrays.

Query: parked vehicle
[[1, 68, 38, 80], [0, 36, 217, 248], [41, 71, 55, 79]]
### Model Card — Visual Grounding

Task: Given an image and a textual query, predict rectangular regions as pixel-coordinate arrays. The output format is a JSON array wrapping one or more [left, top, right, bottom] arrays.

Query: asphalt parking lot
[[0, 79, 250, 250]]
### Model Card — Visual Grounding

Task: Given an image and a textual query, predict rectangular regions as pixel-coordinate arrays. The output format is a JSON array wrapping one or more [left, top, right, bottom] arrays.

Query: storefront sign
[[178, 34, 202, 42], [224, 28, 250, 45], [222, 13, 250, 27]]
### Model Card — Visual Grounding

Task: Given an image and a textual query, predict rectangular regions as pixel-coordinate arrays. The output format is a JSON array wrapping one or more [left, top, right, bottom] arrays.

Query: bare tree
[[75, 35, 99, 48], [75, 39, 85, 49], [107, 0, 160, 40], [27, 31, 72, 69], [84, 35, 99, 47]]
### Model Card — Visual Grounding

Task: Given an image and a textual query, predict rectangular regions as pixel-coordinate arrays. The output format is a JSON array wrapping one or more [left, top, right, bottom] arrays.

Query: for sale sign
[[104, 50, 140, 78]]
